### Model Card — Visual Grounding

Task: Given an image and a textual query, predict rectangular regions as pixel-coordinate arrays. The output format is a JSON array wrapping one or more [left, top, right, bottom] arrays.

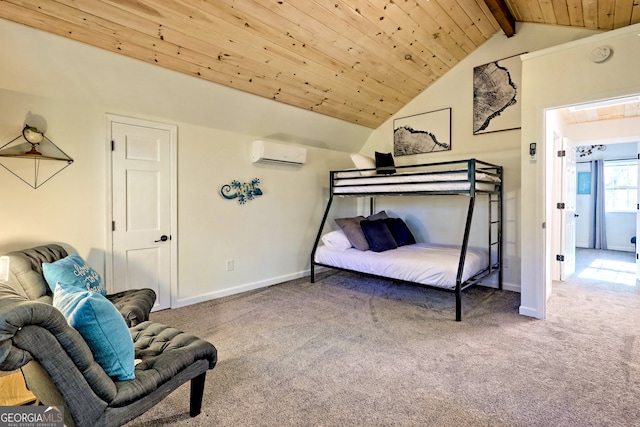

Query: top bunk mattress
[[314, 243, 490, 290], [332, 170, 500, 194]]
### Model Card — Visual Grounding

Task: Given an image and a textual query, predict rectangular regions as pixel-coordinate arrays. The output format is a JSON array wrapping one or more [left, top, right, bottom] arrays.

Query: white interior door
[[552, 134, 577, 281], [110, 118, 175, 311], [562, 137, 577, 279]]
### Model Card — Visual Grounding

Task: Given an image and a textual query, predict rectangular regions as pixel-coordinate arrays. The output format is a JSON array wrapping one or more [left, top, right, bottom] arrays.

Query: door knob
[[154, 235, 169, 242]]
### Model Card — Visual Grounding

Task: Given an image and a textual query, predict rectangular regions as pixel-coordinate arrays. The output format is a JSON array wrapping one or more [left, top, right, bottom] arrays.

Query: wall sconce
[[0, 124, 74, 189], [0, 256, 9, 284], [576, 144, 606, 157]]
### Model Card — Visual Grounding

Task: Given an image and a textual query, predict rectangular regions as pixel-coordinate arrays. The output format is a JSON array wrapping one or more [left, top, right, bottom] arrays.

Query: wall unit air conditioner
[[251, 140, 307, 166]]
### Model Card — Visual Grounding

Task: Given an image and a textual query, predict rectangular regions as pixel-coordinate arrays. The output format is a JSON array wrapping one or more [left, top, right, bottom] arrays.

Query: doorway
[[105, 115, 178, 311], [548, 96, 640, 298], [570, 150, 638, 286]]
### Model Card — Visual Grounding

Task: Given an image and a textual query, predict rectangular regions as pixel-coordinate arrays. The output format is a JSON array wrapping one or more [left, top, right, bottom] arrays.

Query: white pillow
[[350, 153, 376, 176], [335, 169, 362, 178], [321, 230, 352, 250]]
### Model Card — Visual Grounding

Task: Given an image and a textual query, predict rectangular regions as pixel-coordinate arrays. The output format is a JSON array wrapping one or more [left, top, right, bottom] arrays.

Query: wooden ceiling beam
[[483, 0, 517, 37]]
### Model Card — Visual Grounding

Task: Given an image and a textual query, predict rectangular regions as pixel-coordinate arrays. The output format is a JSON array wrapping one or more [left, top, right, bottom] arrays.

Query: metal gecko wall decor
[[220, 178, 262, 204]]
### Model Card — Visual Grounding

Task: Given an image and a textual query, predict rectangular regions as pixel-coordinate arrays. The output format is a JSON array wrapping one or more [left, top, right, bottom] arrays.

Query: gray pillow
[[367, 210, 388, 221], [334, 216, 368, 251]]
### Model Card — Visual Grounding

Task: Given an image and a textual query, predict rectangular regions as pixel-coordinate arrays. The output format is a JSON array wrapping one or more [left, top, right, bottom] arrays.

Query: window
[[604, 159, 637, 212]]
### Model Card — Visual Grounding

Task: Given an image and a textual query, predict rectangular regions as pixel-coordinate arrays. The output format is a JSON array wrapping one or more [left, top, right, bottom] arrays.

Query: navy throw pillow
[[360, 219, 398, 252], [385, 218, 416, 246]]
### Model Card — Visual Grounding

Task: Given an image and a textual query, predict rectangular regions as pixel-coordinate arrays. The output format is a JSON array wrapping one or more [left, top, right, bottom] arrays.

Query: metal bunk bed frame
[[310, 158, 503, 321]]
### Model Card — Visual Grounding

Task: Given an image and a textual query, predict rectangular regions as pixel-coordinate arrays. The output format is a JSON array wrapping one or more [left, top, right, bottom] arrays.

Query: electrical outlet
[[226, 259, 234, 271]]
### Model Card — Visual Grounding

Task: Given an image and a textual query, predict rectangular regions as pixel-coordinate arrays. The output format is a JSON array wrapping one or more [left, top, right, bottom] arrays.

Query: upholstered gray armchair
[[4, 244, 155, 327], [0, 244, 217, 427]]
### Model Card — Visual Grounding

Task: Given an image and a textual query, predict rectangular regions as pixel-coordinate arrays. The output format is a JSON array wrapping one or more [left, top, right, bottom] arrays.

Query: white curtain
[[593, 160, 607, 249]]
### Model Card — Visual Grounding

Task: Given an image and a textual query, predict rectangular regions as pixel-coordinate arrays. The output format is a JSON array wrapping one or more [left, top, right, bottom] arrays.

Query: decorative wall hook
[[220, 178, 262, 204]]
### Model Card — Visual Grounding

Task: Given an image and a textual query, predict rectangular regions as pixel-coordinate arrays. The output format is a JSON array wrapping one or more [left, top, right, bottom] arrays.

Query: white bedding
[[333, 170, 500, 194], [314, 243, 490, 290]]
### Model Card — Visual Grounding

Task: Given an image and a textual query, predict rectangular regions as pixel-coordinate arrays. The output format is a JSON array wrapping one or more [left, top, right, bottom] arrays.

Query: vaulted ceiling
[[1, 1, 638, 128]]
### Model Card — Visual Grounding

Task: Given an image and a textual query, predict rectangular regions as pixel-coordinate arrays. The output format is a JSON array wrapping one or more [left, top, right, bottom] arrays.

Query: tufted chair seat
[[108, 289, 156, 327], [0, 244, 218, 426]]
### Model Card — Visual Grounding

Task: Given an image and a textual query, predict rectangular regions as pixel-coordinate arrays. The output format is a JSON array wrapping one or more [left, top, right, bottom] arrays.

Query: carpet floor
[[126, 253, 640, 426]]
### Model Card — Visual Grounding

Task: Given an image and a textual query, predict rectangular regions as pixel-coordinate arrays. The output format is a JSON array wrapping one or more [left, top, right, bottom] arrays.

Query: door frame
[[544, 97, 640, 318], [637, 143, 640, 280], [105, 114, 178, 307], [550, 130, 565, 283]]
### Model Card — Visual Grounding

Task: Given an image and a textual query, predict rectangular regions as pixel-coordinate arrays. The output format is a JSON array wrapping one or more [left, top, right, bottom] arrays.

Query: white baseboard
[[519, 305, 542, 319], [502, 282, 520, 293], [175, 270, 311, 308], [174, 265, 523, 309], [480, 275, 520, 293], [602, 245, 634, 252], [174, 265, 521, 310]]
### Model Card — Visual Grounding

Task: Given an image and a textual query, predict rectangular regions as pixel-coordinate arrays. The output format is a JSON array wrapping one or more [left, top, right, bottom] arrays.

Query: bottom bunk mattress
[[314, 243, 489, 290]]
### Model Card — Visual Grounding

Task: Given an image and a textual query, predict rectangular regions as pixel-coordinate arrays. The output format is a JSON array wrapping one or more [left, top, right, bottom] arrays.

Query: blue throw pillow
[[43, 253, 106, 295], [385, 218, 417, 246], [361, 219, 398, 252], [53, 281, 135, 381]]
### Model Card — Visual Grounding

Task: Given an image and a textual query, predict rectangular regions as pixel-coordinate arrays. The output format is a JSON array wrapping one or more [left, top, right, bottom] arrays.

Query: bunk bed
[[310, 158, 503, 321]]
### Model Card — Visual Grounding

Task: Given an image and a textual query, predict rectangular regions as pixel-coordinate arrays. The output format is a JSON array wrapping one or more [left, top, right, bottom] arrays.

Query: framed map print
[[473, 53, 524, 135]]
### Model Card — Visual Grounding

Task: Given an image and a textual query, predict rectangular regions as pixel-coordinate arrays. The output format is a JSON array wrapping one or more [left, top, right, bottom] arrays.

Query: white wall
[[575, 142, 638, 252], [0, 19, 370, 306], [605, 213, 636, 252], [360, 23, 600, 293], [567, 122, 640, 255], [521, 23, 640, 319], [3, 17, 635, 316]]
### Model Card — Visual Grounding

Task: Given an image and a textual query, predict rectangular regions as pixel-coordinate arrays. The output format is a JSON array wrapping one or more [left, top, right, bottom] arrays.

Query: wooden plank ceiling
[[0, 1, 638, 129]]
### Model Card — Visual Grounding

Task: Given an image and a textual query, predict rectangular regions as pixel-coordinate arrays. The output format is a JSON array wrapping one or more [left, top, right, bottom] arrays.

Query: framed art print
[[577, 172, 591, 195], [393, 108, 451, 156], [473, 53, 524, 134]]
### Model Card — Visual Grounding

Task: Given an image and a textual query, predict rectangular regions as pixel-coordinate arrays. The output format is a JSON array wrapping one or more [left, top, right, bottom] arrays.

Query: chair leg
[[189, 372, 207, 417]]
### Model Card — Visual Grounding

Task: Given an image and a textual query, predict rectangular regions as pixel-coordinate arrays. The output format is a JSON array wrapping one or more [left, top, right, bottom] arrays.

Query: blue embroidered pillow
[[53, 281, 135, 381], [43, 253, 106, 295]]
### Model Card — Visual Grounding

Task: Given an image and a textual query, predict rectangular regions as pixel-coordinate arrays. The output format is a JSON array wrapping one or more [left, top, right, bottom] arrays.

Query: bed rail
[[329, 158, 501, 197]]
